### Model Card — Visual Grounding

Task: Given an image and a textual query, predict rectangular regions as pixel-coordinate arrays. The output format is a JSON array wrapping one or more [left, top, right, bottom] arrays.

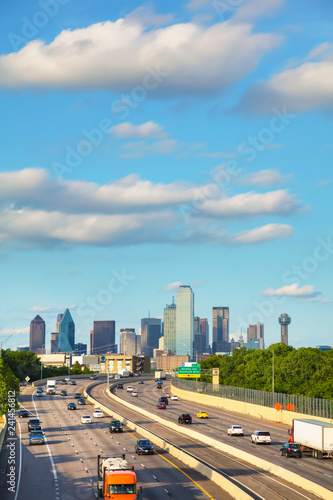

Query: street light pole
[[0, 332, 19, 358]]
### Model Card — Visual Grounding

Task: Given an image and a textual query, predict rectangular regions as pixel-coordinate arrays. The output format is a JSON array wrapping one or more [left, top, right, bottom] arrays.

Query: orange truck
[[97, 454, 142, 499]]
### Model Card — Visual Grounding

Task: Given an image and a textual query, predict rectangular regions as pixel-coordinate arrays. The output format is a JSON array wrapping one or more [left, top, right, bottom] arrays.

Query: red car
[[157, 402, 166, 409]]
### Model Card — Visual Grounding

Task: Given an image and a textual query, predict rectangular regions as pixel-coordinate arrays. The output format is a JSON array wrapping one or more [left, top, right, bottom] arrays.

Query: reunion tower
[[279, 313, 291, 345]]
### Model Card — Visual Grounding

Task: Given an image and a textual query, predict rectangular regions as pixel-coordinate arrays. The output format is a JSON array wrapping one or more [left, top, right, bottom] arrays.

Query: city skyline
[[1, 1, 332, 351]]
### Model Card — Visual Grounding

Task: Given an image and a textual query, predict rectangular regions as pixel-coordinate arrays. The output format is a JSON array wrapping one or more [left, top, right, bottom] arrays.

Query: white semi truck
[[290, 418, 333, 459], [46, 379, 57, 395], [154, 371, 166, 380]]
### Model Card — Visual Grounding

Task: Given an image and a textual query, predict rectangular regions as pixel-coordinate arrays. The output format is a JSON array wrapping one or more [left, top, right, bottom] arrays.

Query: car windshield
[[31, 431, 43, 436], [258, 432, 270, 436], [109, 484, 135, 494], [233, 426, 242, 429], [138, 440, 150, 445], [112, 421, 121, 425]]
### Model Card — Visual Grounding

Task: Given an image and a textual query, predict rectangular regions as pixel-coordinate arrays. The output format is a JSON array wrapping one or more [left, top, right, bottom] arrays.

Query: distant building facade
[[58, 308, 75, 353], [120, 328, 137, 356], [164, 300, 176, 353], [29, 315, 45, 354], [200, 318, 209, 349], [212, 307, 229, 353], [90, 320, 116, 355], [141, 317, 161, 357], [247, 322, 264, 350], [176, 285, 194, 358], [74, 343, 87, 355], [50, 333, 59, 353]]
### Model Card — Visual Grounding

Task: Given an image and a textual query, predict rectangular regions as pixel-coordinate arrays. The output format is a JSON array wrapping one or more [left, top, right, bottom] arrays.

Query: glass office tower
[[58, 308, 75, 353], [164, 300, 176, 353], [176, 285, 194, 358]]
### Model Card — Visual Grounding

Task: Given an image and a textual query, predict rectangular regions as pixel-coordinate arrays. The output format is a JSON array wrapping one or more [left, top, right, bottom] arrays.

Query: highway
[[91, 376, 333, 500], [0, 378, 229, 500]]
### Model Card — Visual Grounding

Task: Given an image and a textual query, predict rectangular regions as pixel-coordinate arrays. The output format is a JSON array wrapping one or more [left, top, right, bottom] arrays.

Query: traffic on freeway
[[0, 378, 228, 500]]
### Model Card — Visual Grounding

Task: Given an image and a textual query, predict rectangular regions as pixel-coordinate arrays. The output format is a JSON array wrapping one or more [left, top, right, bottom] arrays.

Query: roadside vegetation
[[199, 343, 333, 399]]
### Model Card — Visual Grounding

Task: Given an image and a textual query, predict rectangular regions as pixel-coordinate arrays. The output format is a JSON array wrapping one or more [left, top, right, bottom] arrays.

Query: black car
[[178, 414, 192, 424], [68, 403, 77, 410], [70, 380, 77, 385], [159, 396, 168, 405], [74, 393, 81, 399], [18, 409, 30, 418], [138, 380, 144, 384], [28, 418, 42, 431], [109, 420, 123, 433], [280, 443, 302, 458], [117, 383, 123, 389], [135, 439, 154, 455], [61, 390, 68, 396], [61, 380, 67, 385], [78, 398, 86, 405]]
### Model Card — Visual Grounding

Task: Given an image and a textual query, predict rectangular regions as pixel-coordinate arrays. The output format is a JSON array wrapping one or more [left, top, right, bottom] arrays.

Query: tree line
[[199, 343, 333, 399]]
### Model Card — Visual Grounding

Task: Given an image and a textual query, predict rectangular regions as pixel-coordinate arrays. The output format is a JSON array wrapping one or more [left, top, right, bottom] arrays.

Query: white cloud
[[199, 190, 299, 218], [30, 305, 52, 312], [233, 0, 286, 22], [165, 282, 184, 291], [110, 121, 167, 139], [239, 44, 333, 113], [239, 169, 287, 187], [231, 223, 292, 244], [0, 168, 300, 247], [262, 283, 321, 297], [0, 17, 281, 95]]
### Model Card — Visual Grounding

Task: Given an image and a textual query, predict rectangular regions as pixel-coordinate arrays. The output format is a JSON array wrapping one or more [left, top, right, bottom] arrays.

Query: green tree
[[70, 361, 82, 375], [0, 358, 20, 416]]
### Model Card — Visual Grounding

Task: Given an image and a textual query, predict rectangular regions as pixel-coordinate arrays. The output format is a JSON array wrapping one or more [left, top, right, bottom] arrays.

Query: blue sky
[[1, 0, 332, 351]]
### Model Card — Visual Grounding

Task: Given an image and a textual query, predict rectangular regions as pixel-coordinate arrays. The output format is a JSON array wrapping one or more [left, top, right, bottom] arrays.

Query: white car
[[170, 394, 178, 401], [81, 415, 92, 424], [126, 386, 133, 392], [65, 377, 71, 382], [227, 425, 244, 436], [251, 430, 271, 444], [131, 391, 138, 397], [93, 409, 104, 418]]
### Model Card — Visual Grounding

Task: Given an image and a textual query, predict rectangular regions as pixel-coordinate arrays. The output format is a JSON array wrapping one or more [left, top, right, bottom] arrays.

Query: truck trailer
[[46, 379, 56, 395], [290, 418, 333, 459], [118, 369, 130, 378], [154, 371, 166, 380], [97, 454, 142, 498]]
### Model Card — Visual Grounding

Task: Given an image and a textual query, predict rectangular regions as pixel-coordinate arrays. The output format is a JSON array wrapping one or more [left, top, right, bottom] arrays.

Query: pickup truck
[[28, 418, 42, 431], [178, 414, 192, 424]]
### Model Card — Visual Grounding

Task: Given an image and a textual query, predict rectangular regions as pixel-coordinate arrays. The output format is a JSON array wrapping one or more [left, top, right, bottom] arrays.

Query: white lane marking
[[32, 394, 58, 484], [13, 420, 22, 500]]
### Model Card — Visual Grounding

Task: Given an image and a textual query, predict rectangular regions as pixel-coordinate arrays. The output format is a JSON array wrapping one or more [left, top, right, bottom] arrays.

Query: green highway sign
[[101, 356, 106, 362], [178, 363, 201, 378]]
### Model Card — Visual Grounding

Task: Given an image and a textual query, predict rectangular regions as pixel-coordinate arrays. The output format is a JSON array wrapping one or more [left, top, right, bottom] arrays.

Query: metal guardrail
[[172, 378, 333, 420]]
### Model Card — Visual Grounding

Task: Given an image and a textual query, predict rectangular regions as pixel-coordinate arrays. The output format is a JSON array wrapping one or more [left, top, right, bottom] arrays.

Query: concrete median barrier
[[83, 384, 253, 500], [0, 415, 7, 456], [85, 384, 332, 500]]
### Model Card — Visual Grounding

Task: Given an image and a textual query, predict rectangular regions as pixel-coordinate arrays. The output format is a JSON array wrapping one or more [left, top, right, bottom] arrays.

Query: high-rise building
[[176, 285, 194, 358], [29, 315, 45, 354], [90, 321, 116, 355], [200, 318, 209, 349], [141, 317, 161, 356], [74, 343, 87, 355], [58, 308, 75, 353], [164, 299, 176, 353], [120, 328, 137, 356], [50, 333, 59, 353], [56, 313, 63, 333], [212, 307, 229, 343], [194, 331, 206, 356], [247, 322, 264, 350], [279, 313, 291, 345]]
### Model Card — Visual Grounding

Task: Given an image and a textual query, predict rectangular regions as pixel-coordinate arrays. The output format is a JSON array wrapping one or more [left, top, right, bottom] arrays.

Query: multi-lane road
[[0, 378, 228, 500], [0, 376, 332, 500]]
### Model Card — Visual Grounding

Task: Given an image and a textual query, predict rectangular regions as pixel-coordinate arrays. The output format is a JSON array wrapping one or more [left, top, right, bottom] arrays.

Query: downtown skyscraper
[[58, 308, 75, 353], [164, 299, 176, 353], [176, 285, 194, 358], [90, 320, 116, 355], [29, 315, 45, 354], [212, 307, 229, 353], [141, 317, 161, 356]]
